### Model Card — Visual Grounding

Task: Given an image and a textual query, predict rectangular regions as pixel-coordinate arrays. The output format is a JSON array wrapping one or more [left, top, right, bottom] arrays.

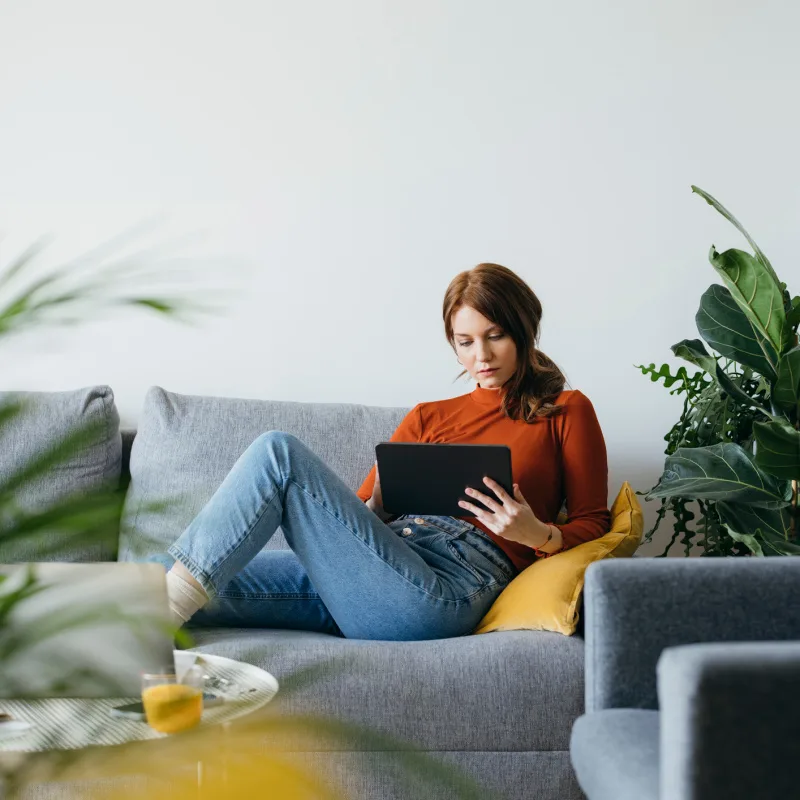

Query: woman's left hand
[[457, 477, 544, 547]]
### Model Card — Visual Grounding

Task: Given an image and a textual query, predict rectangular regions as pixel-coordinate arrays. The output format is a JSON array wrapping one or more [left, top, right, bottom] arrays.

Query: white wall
[[2, 0, 798, 555]]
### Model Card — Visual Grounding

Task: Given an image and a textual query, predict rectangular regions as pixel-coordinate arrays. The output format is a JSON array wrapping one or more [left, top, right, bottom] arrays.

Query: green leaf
[[634, 361, 699, 390], [0, 414, 109, 504], [752, 418, 800, 480], [708, 246, 786, 360], [671, 339, 773, 415], [723, 524, 765, 556], [0, 271, 75, 335], [0, 236, 53, 292], [760, 528, 800, 555], [645, 442, 791, 508], [0, 490, 124, 562], [773, 344, 800, 421], [787, 296, 800, 329], [691, 186, 781, 287], [714, 363, 771, 414], [716, 501, 793, 545], [0, 230, 228, 345], [124, 297, 179, 313], [0, 567, 43, 627], [0, 398, 25, 435], [696, 284, 780, 380], [671, 339, 718, 374]]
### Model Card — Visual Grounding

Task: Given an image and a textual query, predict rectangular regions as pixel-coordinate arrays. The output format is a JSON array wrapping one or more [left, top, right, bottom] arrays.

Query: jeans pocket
[[445, 536, 493, 586]]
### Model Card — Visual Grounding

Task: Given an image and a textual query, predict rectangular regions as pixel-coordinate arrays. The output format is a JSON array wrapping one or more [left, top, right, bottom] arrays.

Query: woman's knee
[[256, 430, 301, 449]]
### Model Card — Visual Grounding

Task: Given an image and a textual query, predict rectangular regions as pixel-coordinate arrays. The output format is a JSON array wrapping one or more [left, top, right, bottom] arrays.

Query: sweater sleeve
[[533, 390, 611, 558], [356, 404, 424, 502]]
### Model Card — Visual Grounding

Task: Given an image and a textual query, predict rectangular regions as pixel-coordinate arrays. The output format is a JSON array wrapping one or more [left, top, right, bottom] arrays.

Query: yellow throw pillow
[[472, 481, 643, 636]]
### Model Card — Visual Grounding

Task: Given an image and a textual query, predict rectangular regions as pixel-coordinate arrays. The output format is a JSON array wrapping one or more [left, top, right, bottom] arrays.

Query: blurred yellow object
[[142, 684, 202, 734], [17, 712, 487, 799], [45, 720, 349, 799]]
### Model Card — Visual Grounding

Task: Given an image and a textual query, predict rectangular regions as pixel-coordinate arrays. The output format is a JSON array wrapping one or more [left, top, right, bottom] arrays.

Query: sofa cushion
[[0, 386, 121, 562], [473, 481, 643, 636], [118, 386, 409, 562], [186, 627, 586, 752], [570, 709, 659, 800]]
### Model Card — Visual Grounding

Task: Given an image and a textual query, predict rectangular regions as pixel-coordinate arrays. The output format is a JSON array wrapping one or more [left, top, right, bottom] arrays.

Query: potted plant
[[637, 187, 800, 557]]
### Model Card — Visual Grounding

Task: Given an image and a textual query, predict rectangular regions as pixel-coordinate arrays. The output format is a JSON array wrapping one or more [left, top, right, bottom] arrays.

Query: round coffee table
[[0, 651, 278, 752]]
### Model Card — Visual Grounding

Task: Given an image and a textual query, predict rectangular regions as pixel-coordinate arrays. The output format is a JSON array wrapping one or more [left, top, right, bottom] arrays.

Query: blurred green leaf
[[0, 235, 54, 292], [0, 412, 108, 503]]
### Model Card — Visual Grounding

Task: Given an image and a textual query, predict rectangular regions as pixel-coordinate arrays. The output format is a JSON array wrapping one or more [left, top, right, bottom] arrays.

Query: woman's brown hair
[[443, 263, 569, 424]]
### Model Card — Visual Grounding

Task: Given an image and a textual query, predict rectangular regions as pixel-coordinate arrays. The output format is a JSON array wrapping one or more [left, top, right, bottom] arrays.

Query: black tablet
[[375, 442, 513, 518]]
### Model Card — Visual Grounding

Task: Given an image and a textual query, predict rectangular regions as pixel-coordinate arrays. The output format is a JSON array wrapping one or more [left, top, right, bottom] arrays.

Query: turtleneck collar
[[470, 382, 507, 407]]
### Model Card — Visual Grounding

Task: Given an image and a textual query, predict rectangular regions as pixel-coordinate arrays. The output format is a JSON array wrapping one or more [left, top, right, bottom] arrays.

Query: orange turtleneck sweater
[[356, 384, 611, 573]]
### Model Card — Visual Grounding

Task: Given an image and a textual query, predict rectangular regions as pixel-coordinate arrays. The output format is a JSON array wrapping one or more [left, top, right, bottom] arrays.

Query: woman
[[163, 263, 611, 641]]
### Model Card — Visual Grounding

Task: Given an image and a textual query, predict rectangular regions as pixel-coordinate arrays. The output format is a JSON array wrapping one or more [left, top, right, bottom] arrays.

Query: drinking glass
[[141, 670, 204, 734]]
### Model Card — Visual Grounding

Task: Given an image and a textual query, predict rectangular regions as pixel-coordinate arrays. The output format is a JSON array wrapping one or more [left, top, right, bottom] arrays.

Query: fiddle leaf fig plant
[[636, 186, 800, 557]]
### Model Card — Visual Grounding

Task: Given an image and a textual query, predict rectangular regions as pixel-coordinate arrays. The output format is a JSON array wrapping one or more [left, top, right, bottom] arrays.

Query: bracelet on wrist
[[536, 523, 564, 555], [541, 524, 555, 549]]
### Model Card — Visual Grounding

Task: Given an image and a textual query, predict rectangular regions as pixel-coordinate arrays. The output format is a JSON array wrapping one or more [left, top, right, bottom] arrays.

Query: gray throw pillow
[[0, 386, 122, 562]]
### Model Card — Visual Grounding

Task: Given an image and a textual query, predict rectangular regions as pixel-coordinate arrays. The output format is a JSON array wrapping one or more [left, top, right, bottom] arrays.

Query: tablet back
[[376, 443, 512, 517]]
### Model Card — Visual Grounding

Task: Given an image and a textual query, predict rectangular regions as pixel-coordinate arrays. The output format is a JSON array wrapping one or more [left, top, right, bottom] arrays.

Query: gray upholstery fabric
[[0, 386, 121, 562], [185, 626, 586, 751], [118, 386, 409, 561], [570, 709, 658, 800], [583, 556, 800, 712], [658, 641, 800, 800]]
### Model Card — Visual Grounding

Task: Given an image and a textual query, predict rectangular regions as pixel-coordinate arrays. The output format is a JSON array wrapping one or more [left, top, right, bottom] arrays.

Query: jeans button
[[401, 527, 413, 537], [414, 517, 425, 524]]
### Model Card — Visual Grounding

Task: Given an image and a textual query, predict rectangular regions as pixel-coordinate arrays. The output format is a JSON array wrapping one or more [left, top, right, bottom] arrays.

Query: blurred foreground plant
[[0, 228, 492, 799], [9, 655, 489, 800]]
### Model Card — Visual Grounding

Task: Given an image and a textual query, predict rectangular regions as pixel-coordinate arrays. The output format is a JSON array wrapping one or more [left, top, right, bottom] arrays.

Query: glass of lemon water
[[141, 669, 205, 734]]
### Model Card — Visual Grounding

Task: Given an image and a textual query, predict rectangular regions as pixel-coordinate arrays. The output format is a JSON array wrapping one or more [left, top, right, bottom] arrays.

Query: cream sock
[[166, 568, 209, 627]]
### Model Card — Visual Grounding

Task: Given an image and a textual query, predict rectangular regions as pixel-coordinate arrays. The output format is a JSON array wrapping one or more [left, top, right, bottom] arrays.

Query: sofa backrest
[[117, 387, 409, 562]]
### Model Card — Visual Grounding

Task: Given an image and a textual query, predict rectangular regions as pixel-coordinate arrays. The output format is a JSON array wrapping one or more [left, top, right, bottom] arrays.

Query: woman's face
[[451, 305, 518, 388]]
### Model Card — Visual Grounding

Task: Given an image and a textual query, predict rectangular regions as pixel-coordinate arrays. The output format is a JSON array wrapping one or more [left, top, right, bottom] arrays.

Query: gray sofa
[[2, 384, 590, 800], [570, 557, 800, 800]]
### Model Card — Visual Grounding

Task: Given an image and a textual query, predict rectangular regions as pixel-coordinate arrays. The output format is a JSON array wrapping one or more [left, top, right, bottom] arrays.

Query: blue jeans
[[149, 431, 518, 641]]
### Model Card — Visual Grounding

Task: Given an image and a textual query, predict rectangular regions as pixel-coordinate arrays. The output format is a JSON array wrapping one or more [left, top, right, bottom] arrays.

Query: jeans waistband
[[396, 514, 518, 580]]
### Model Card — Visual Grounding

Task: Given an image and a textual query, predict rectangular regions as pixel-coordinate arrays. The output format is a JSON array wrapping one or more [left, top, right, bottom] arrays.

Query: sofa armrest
[[584, 557, 800, 712], [657, 641, 800, 800]]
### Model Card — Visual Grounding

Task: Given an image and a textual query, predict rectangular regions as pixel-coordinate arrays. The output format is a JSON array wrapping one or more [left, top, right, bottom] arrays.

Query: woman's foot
[[166, 562, 209, 627]]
